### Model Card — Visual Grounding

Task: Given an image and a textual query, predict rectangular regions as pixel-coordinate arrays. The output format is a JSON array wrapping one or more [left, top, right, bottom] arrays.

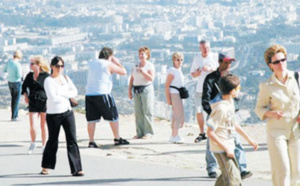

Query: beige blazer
[[255, 70, 300, 139]]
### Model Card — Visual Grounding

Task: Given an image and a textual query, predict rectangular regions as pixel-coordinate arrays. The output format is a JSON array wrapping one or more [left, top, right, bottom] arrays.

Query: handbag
[[169, 86, 189, 99], [69, 97, 79, 107], [63, 75, 79, 107]]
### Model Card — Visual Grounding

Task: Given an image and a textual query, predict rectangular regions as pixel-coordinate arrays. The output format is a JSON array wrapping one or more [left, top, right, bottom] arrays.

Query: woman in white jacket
[[41, 56, 84, 176]]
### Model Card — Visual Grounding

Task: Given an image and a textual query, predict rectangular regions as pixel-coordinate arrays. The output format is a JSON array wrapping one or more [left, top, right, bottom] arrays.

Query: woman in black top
[[22, 56, 49, 154]]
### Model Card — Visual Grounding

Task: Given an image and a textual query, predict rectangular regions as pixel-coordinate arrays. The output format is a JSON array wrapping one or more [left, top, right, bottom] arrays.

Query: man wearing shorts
[[85, 47, 129, 147], [190, 40, 218, 143]]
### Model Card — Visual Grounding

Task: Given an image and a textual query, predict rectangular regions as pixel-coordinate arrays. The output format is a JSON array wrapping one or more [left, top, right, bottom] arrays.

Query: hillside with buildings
[[1, 0, 300, 124]]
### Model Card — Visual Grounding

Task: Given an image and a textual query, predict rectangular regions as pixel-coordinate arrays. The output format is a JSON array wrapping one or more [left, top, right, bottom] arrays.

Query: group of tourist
[[3, 41, 300, 185]]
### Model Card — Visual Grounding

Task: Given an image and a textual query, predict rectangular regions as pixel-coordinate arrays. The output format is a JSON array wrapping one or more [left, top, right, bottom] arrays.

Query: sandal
[[40, 168, 48, 175], [142, 134, 153, 139], [194, 133, 207, 143], [114, 138, 130, 146], [72, 171, 84, 176]]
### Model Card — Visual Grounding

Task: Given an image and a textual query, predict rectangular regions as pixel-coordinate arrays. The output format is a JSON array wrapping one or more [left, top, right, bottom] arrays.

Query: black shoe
[[208, 172, 217, 178], [114, 138, 130, 146], [241, 171, 252, 179], [88, 141, 98, 148], [194, 133, 207, 143], [72, 171, 84, 176]]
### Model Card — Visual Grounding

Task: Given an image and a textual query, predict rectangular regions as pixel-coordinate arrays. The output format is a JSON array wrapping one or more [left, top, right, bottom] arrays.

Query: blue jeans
[[234, 134, 247, 172], [206, 134, 247, 173], [8, 81, 21, 119]]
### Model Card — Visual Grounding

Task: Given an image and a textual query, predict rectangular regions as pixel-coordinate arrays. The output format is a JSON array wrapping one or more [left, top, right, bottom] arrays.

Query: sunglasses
[[270, 58, 286, 65], [30, 63, 36, 66], [176, 59, 183, 61], [55, 64, 64, 68]]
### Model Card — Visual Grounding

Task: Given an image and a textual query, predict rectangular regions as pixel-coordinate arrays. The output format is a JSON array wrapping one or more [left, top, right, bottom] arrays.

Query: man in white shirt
[[190, 40, 218, 143]]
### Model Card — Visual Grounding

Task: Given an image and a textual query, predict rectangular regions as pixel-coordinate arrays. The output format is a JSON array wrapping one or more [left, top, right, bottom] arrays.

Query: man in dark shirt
[[201, 53, 252, 179]]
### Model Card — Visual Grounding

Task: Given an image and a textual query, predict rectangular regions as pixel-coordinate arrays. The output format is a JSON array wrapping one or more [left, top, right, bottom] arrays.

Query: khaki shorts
[[195, 92, 203, 113]]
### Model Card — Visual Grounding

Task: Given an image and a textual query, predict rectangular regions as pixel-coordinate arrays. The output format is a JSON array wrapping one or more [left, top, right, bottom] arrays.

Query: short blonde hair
[[13, 50, 23, 59], [32, 56, 50, 73], [138, 46, 151, 60], [264, 44, 287, 70], [172, 52, 184, 62]]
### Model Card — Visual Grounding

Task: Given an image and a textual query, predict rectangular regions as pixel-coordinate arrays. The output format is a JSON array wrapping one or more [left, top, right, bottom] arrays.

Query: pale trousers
[[267, 132, 300, 186], [170, 93, 184, 129], [133, 85, 154, 137], [214, 153, 242, 186]]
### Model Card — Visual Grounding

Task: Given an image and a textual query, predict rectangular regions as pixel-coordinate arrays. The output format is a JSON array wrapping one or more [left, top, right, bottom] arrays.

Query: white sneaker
[[28, 142, 36, 154], [169, 136, 174, 143], [171, 136, 185, 144], [42, 146, 45, 153]]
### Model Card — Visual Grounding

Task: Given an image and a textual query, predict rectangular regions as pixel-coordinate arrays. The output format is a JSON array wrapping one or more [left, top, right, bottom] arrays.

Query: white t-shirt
[[207, 97, 236, 153], [86, 59, 112, 95], [167, 67, 184, 94], [44, 75, 78, 114], [132, 61, 155, 86], [190, 53, 218, 93]]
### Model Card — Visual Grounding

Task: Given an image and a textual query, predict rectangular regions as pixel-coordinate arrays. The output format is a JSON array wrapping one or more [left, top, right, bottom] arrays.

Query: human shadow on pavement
[[0, 173, 70, 178], [0, 153, 42, 156], [141, 143, 268, 156], [12, 176, 214, 185], [0, 144, 22, 147]]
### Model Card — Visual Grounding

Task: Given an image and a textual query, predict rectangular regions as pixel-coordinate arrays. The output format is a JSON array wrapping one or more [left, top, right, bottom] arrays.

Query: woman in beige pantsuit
[[255, 44, 300, 186]]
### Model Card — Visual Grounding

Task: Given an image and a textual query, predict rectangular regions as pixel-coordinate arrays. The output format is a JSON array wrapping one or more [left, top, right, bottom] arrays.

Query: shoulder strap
[[63, 74, 69, 83], [294, 72, 299, 88], [169, 85, 179, 90]]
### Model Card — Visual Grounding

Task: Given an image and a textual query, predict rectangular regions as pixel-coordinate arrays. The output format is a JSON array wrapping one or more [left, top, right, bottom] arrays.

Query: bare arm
[[128, 75, 134, 99], [109, 57, 127, 75], [191, 69, 201, 78], [165, 74, 174, 105], [235, 124, 258, 151], [190, 57, 201, 78], [139, 68, 154, 81], [24, 93, 29, 104], [207, 127, 234, 158]]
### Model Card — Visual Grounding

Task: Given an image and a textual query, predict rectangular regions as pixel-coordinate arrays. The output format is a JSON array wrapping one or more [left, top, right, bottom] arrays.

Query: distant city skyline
[[1, 0, 300, 124]]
